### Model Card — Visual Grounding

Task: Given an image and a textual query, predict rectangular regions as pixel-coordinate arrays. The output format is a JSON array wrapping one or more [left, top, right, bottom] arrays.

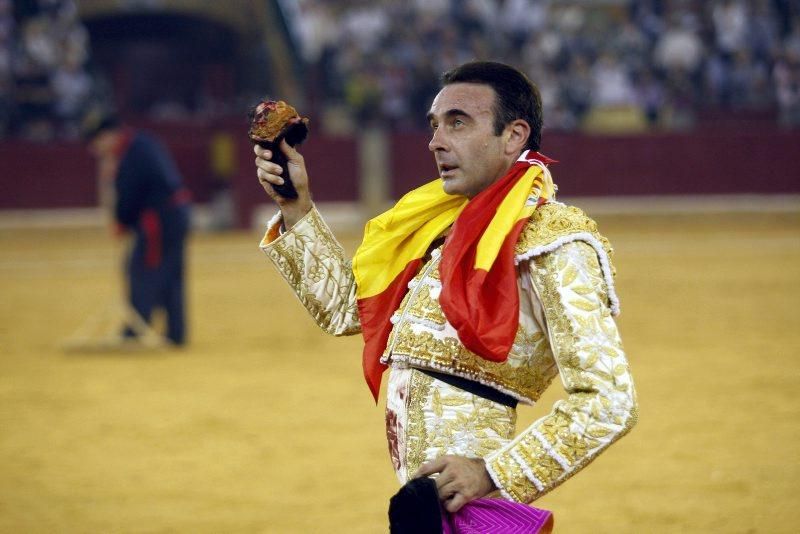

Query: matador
[[255, 61, 637, 518]]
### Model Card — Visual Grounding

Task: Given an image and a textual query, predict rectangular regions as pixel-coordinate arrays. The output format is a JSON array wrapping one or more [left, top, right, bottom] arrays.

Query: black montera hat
[[388, 477, 443, 534]]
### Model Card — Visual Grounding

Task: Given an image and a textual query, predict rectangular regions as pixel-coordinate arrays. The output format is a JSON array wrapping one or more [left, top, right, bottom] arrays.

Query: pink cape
[[442, 498, 553, 534]]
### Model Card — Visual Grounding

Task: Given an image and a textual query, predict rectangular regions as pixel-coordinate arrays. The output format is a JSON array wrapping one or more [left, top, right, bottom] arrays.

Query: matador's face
[[426, 83, 511, 199]]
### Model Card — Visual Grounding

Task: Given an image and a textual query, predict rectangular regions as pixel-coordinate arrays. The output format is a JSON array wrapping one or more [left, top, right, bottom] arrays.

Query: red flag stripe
[[358, 259, 422, 400]]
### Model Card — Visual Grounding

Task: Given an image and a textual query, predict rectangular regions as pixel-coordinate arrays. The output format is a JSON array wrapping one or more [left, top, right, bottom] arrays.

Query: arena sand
[[0, 210, 798, 533]]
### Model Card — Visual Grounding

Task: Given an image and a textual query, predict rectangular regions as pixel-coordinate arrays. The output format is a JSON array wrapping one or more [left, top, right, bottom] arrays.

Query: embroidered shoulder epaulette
[[515, 202, 620, 315]]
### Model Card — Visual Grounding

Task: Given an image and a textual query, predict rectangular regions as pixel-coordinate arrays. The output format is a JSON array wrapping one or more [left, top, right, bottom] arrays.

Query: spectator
[[728, 50, 773, 109], [305, 0, 800, 131], [9, 0, 800, 138], [562, 54, 593, 122], [654, 15, 705, 75], [591, 52, 635, 107], [0, 0, 12, 136], [774, 51, 800, 126], [711, 0, 749, 59], [635, 68, 665, 126], [7, 0, 96, 140], [51, 54, 92, 137]]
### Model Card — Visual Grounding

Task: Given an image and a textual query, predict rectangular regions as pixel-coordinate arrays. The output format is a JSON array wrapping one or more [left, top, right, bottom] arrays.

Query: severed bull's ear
[[247, 99, 309, 144], [247, 98, 310, 199]]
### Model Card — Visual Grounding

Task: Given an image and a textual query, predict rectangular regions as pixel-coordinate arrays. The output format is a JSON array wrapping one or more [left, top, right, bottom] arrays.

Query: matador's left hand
[[413, 455, 497, 513]]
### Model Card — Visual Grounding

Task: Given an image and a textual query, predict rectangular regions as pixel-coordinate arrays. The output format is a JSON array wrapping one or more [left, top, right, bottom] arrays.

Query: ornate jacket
[[260, 202, 638, 503]]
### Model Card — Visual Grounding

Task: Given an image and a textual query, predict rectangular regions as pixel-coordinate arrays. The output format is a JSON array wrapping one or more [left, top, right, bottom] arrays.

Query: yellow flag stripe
[[354, 161, 556, 297], [474, 166, 542, 271], [353, 179, 466, 298]]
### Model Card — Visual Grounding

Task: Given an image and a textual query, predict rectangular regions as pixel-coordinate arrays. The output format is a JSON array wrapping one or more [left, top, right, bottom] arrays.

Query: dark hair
[[441, 61, 543, 151]]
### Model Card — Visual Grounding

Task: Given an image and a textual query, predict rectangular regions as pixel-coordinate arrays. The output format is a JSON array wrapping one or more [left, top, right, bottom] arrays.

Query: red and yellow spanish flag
[[353, 151, 556, 400]]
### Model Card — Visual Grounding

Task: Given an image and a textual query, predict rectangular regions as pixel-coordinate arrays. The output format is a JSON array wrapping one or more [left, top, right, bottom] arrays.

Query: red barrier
[[0, 135, 212, 210], [544, 130, 799, 195], [392, 129, 800, 197], [0, 141, 97, 209], [1, 128, 797, 226]]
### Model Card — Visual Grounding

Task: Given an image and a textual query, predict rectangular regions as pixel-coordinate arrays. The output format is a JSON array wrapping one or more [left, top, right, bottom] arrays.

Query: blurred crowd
[[0, 0, 98, 140], [290, 0, 800, 131], [3, 0, 800, 141]]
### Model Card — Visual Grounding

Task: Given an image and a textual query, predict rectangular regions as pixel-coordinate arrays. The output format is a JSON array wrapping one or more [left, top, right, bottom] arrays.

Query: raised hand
[[255, 139, 313, 229]]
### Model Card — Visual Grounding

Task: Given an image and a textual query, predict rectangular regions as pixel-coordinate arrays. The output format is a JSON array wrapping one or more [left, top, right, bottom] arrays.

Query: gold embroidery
[[262, 209, 361, 336], [515, 203, 614, 266], [427, 261, 442, 281], [390, 328, 558, 404], [531, 453, 565, 486], [381, 258, 437, 360], [405, 369, 433, 476], [553, 434, 592, 466], [405, 283, 447, 327], [488, 454, 539, 503], [384, 207, 621, 409], [512, 328, 547, 357], [508, 434, 547, 471], [427, 388, 516, 458], [486, 241, 637, 502], [404, 369, 517, 479], [386, 242, 558, 401]]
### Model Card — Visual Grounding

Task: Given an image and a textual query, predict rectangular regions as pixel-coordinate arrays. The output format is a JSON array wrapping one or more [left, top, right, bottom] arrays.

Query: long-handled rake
[[61, 298, 169, 353], [60, 229, 170, 353]]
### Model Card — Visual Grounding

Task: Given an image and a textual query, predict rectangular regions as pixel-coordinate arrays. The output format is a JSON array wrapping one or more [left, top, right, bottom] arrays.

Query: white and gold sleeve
[[259, 207, 361, 336], [485, 241, 638, 503]]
